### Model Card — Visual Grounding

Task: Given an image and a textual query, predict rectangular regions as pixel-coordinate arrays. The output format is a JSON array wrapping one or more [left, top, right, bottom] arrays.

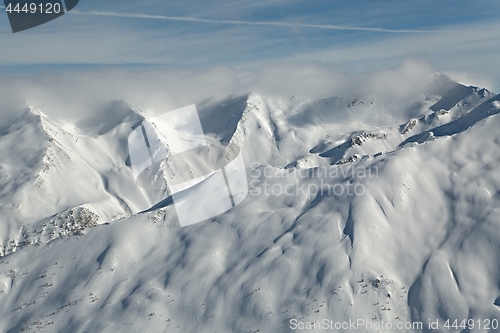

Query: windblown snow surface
[[0, 67, 500, 333]]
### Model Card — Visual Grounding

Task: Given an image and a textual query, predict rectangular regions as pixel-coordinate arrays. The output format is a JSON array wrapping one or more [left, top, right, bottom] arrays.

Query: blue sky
[[1, 0, 500, 90]]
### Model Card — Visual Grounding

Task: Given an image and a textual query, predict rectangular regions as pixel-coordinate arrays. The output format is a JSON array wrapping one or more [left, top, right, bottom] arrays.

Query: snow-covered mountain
[[0, 72, 499, 332]]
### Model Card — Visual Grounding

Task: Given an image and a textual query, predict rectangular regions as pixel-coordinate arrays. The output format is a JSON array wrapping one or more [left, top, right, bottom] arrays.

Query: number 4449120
[[5, 2, 63, 14], [444, 319, 499, 330]]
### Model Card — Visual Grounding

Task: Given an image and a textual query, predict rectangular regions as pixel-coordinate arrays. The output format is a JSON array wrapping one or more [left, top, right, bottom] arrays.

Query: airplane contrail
[[70, 10, 449, 34]]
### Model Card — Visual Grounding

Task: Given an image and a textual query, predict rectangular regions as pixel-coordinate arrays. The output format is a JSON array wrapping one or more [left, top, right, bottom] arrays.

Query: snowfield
[[0, 66, 499, 332]]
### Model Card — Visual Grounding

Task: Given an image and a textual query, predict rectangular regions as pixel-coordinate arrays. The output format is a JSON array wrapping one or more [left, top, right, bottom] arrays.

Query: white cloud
[[0, 60, 452, 126]]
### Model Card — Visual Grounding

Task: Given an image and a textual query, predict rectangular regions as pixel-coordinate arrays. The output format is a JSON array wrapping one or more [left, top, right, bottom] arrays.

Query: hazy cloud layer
[[0, 60, 462, 126]]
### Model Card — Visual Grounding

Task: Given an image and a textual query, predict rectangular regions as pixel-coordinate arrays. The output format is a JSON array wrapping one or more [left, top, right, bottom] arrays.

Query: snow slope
[[0, 72, 499, 332]]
